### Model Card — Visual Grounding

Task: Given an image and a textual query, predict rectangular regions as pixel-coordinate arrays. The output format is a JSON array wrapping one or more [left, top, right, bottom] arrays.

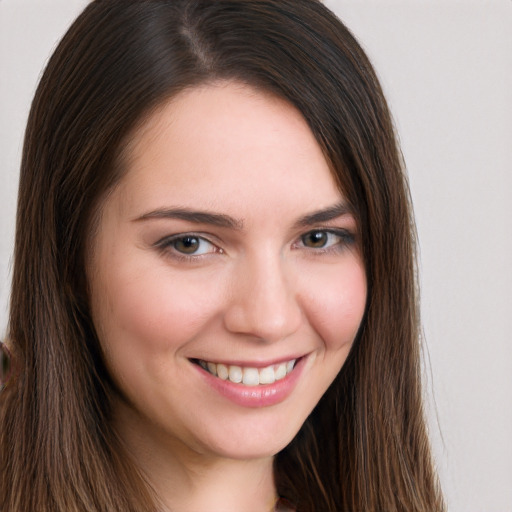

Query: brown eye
[[162, 234, 219, 257], [302, 231, 329, 248], [298, 229, 354, 252], [173, 236, 201, 254]]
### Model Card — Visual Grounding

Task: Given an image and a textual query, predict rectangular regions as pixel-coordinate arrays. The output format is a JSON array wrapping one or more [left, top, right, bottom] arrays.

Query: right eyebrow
[[132, 207, 244, 230], [293, 200, 354, 229]]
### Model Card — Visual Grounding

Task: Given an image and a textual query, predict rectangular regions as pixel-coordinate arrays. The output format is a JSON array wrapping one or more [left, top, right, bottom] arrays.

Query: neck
[[114, 404, 279, 512], [155, 454, 277, 512]]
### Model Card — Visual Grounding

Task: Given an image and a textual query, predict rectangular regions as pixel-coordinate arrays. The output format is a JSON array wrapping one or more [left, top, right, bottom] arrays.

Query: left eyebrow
[[293, 201, 354, 228], [132, 207, 244, 230]]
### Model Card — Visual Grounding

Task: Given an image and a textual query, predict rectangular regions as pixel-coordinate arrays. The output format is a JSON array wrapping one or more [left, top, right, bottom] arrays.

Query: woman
[[0, 1, 444, 511]]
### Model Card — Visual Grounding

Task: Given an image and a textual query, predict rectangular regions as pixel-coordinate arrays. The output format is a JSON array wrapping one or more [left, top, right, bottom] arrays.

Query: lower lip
[[194, 357, 306, 408]]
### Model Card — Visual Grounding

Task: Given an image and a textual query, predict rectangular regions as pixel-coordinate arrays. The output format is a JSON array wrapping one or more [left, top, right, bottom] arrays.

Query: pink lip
[[193, 356, 307, 408]]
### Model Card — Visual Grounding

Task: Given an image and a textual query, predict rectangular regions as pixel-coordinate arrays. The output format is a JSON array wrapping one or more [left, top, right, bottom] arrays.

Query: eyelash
[[154, 228, 355, 262], [295, 229, 355, 254], [154, 233, 221, 262]]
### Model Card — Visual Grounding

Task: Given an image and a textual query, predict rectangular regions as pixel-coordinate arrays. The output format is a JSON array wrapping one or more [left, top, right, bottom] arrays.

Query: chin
[[189, 407, 307, 461]]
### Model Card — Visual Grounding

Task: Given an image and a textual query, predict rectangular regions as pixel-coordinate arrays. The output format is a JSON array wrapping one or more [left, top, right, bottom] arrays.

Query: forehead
[[113, 81, 342, 220]]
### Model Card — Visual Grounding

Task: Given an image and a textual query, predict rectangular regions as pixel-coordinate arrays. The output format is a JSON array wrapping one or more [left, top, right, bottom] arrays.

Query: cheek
[[302, 257, 367, 352], [90, 256, 222, 363]]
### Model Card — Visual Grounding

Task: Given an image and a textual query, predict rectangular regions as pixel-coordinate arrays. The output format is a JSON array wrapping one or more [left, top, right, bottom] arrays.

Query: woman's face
[[88, 82, 367, 461]]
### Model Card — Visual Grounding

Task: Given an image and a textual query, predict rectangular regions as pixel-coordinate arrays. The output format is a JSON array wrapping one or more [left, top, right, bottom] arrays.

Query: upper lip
[[190, 354, 305, 368]]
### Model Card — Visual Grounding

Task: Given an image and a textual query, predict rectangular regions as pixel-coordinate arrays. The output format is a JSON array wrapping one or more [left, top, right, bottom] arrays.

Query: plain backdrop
[[1, 1, 511, 511]]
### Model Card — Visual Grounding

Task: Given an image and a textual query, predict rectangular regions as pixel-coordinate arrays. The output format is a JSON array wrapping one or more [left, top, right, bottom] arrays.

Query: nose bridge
[[223, 248, 302, 342]]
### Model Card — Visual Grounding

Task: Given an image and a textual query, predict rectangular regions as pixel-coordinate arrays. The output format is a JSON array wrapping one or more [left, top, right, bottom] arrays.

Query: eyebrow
[[133, 200, 353, 230], [293, 200, 353, 228], [133, 207, 244, 230]]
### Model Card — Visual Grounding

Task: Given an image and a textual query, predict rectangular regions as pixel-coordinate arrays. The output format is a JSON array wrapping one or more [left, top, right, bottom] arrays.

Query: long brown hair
[[1, 1, 444, 510]]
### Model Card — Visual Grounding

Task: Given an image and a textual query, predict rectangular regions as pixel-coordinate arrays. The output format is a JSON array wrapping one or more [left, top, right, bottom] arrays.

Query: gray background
[[1, 1, 511, 510]]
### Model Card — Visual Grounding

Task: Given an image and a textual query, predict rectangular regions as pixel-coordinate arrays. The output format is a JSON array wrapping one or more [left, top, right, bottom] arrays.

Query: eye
[[156, 234, 220, 257], [173, 235, 205, 254], [299, 229, 354, 251], [302, 231, 331, 248]]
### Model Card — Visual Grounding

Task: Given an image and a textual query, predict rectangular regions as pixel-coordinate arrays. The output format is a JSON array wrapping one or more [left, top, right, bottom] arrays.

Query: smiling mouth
[[192, 358, 298, 387]]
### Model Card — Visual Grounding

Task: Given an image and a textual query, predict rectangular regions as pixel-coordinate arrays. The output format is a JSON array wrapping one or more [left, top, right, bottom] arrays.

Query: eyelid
[[152, 226, 356, 262], [154, 232, 222, 259], [293, 227, 356, 251]]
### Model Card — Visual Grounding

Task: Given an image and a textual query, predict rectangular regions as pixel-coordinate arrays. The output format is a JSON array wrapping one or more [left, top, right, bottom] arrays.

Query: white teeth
[[259, 366, 276, 384], [198, 358, 297, 386], [228, 365, 243, 383], [207, 362, 217, 376], [216, 363, 229, 380], [242, 367, 260, 386], [275, 363, 287, 380]]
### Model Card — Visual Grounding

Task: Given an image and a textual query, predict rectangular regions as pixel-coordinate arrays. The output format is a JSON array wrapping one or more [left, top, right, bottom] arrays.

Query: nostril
[[223, 282, 302, 342]]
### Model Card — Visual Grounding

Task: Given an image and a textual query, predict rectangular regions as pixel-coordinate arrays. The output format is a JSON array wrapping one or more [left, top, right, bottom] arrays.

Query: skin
[[87, 81, 367, 512]]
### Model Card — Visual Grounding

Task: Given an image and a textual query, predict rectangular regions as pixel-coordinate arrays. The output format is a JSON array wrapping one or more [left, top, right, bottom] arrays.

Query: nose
[[223, 252, 303, 343]]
